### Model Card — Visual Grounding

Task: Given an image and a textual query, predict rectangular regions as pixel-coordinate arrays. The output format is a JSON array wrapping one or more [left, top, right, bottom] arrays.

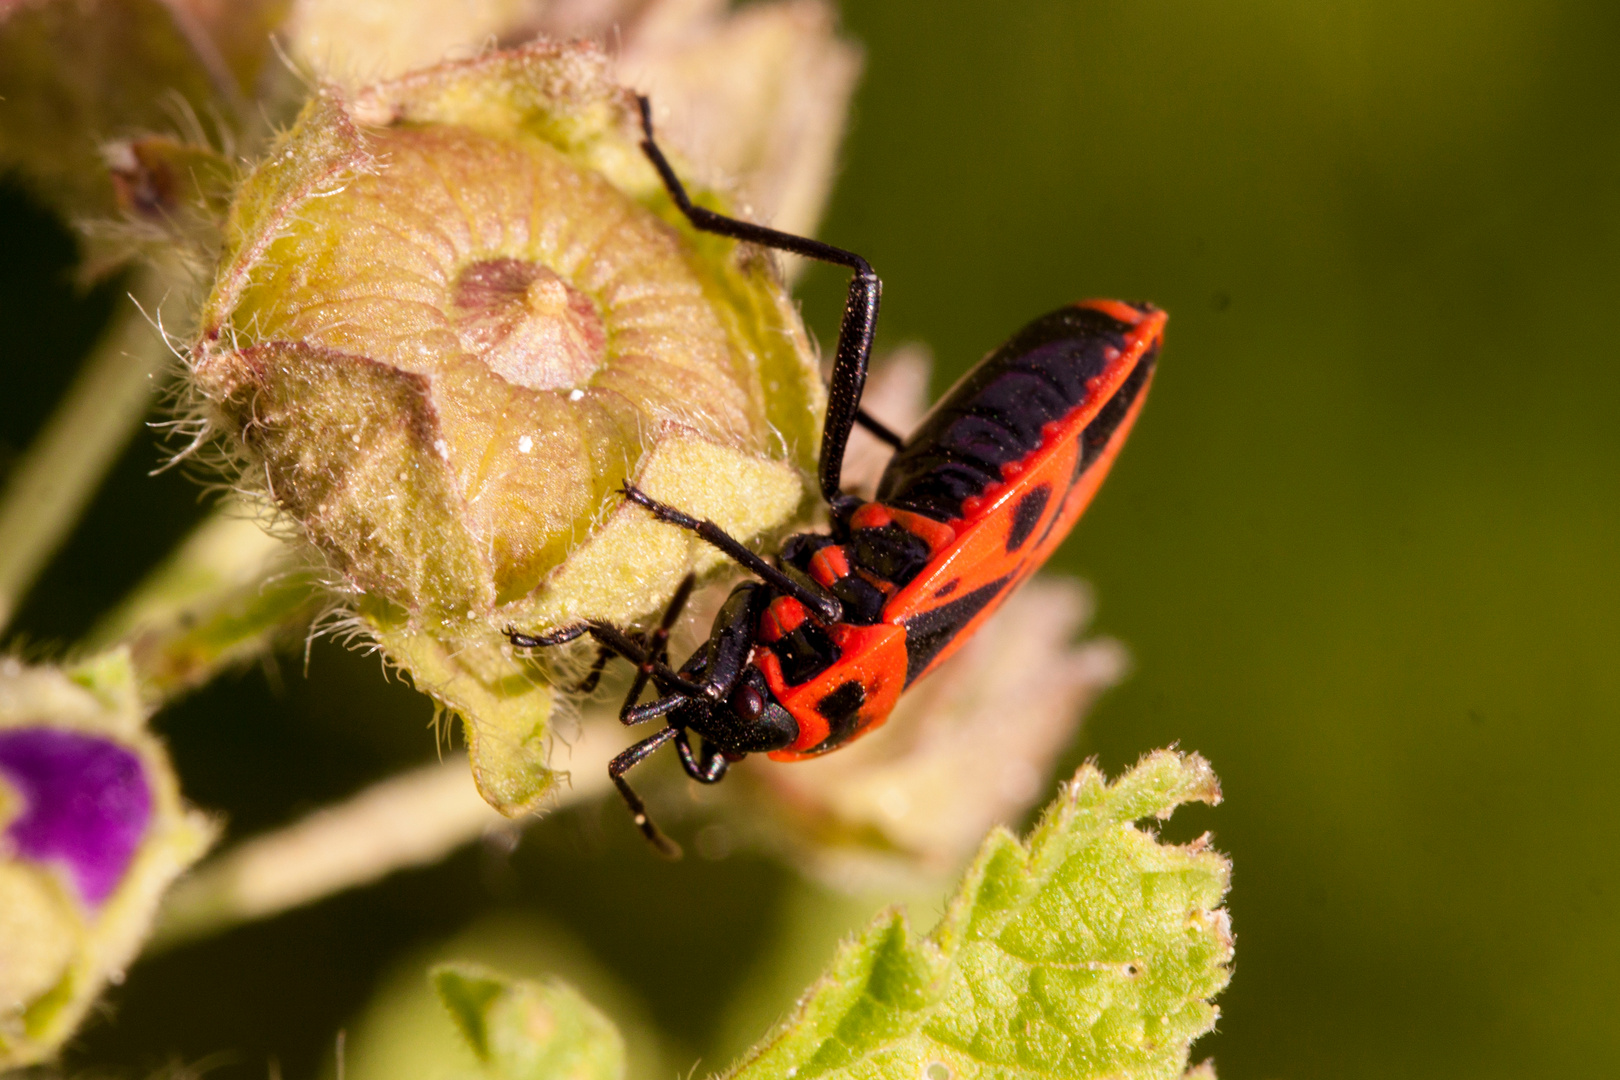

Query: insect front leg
[[619, 573, 696, 713], [506, 623, 588, 648], [621, 693, 685, 726], [508, 619, 704, 696], [635, 96, 880, 506], [570, 645, 617, 694], [618, 483, 844, 623], [609, 725, 683, 858]]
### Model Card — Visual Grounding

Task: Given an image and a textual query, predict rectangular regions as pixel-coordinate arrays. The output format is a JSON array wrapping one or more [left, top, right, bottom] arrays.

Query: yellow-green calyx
[[188, 42, 824, 814]]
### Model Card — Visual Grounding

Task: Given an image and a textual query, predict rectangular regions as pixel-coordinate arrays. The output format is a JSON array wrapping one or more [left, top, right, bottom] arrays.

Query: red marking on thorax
[[890, 506, 955, 553], [762, 622, 908, 760], [848, 503, 892, 530], [809, 545, 851, 586], [850, 502, 956, 554], [759, 595, 806, 643]]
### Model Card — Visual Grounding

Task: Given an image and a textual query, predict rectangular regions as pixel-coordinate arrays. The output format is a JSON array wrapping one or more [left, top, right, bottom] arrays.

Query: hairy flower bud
[[187, 41, 823, 812], [0, 653, 214, 1068]]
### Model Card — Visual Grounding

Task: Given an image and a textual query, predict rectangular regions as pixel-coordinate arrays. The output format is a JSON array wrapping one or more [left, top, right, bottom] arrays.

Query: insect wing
[[886, 303, 1164, 686]]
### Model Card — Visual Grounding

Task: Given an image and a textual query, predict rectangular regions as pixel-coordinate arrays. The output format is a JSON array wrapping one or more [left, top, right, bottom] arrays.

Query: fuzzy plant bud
[[187, 41, 823, 814], [0, 652, 215, 1068]]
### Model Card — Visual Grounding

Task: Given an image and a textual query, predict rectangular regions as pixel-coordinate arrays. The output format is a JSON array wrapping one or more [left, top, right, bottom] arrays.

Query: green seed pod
[[187, 41, 824, 814]]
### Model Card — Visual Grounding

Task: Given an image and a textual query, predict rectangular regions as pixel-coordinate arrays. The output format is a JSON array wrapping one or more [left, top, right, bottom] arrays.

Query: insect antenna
[[620, 483, 843, 623], [507, 621, 704, 697]]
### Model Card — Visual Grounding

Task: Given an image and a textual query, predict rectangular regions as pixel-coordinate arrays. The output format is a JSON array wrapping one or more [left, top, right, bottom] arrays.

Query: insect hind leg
[[635, 95, 880, 505], [855, 408, 906, 450]]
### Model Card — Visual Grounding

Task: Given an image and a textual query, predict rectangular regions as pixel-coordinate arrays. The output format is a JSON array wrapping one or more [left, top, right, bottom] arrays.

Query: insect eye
[[733, 684, 766, 721]]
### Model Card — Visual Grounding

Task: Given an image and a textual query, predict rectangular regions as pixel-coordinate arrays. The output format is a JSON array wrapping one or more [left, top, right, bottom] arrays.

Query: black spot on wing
[[901, 575, 1014, 686], [810, 681, 866, 752], [1006, 484, 1051, 552], [933, 579, 960, 599]]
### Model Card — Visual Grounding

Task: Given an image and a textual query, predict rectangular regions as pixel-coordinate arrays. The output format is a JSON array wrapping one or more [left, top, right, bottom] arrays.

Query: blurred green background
[[3, 1, 1618, 1077]]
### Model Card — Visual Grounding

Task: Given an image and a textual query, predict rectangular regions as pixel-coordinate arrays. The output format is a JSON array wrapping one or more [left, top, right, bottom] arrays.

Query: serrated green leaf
[[432, 963, 626, 1080], [725, 751, 1231, 1080]]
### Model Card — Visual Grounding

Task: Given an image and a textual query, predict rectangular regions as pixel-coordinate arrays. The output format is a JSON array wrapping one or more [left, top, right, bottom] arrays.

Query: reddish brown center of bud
[[450, 258, 607, 392]]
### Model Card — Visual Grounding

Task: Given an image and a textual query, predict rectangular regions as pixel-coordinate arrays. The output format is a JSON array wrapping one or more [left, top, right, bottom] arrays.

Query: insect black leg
[[620, 573, 696, 714], [636, 95, 880, 506], [674, 730, 730, 784], [609, 725, 683, 858], [855, 408, 906, 451], [506, 623, 588, 648], [582, 622, 707, 696], [571, 645, 617, 694], [619, 483, 844, 623], [622, 693, 686, 725]]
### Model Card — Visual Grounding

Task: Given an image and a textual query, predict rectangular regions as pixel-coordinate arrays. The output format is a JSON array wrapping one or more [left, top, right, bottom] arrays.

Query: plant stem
[[151, 723, 623, 950], [82, 504, 325, 706], [0, 266, 180, 633]]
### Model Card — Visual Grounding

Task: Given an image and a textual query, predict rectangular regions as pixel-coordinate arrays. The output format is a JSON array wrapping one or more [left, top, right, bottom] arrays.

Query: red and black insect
[[510, 98, 1165, 855]]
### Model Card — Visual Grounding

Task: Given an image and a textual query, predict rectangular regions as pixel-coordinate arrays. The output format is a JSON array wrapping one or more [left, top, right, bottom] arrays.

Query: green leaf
[[725, 751, 1231, 1080], [432, 963, 626, 1080]]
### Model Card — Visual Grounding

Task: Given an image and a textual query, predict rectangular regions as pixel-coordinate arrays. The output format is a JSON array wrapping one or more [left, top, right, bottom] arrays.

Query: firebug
[[510, 97, 1164, 856]]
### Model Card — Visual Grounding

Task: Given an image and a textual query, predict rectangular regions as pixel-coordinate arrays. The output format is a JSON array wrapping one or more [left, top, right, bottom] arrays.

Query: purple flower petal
[[0, 728, 151, 908]]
